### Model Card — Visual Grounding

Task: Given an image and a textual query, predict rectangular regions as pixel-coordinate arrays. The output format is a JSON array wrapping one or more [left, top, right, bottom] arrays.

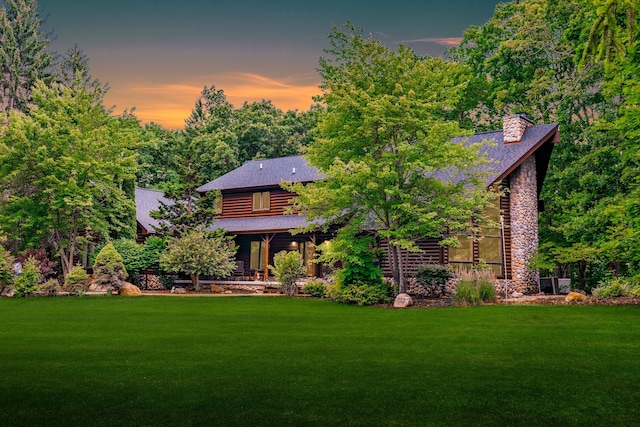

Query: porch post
[[309, 234, 317, 277], [262, 234, 276, 280]]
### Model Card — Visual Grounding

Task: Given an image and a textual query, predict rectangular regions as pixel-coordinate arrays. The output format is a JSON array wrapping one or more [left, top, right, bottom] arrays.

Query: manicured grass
[[0, 297, 638, 426]]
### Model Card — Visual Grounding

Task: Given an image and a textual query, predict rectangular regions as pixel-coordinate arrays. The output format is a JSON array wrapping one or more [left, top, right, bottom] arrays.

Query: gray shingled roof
[[197, 124, 558, 194], [462, 123, 558, 186], [196, 155, 323, 192], [135, 188, 172, 233], [209, 215, 322, 234]]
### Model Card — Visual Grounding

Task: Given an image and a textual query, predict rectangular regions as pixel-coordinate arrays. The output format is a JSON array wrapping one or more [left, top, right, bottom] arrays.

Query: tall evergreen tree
[[0, 0, 53, 116]]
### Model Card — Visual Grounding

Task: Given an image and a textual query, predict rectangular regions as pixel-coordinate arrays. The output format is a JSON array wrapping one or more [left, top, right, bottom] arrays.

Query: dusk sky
[[43, 0, 502, 129]]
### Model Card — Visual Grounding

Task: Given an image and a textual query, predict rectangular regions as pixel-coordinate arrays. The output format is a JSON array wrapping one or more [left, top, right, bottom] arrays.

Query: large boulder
[[119, 282, 142, 296], [565, 292, 586, 302], [1, 287, 15, 297], [394, 293, 413, 308], [210, 284, 225, 294]]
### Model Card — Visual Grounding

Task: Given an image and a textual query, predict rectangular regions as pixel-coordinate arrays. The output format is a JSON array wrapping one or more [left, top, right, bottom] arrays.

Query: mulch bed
[[383, 295, 640, 308]]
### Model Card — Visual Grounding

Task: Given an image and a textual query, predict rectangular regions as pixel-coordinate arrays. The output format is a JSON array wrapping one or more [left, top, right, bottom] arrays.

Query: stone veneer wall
[[509, 155, 539, 293]]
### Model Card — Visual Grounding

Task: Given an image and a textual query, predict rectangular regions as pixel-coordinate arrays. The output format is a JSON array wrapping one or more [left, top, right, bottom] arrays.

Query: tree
[[55, 44, 106, 95], [580, 0, 639, 68], [286, 23, 495, 293], [270, 250, 305, 296], [0, 0, 53, 116], [159, 229, 237, 290], [13, 256, 39, 297], [235, 100, 300, 161], [149, 184, 219, 238], [0, 246, 14, 290], [0, 80, 140, 278], [92, 242, 127, 293], [63, 264, 89, 295], [450, 0, 640, 287]]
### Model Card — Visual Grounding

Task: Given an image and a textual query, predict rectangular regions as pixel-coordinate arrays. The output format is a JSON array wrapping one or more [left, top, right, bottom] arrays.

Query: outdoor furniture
[[232, 261, 248, 280]]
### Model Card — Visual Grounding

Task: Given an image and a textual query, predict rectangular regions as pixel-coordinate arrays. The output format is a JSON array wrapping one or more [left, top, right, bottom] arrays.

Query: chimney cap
[[505, 112, 534, 124]]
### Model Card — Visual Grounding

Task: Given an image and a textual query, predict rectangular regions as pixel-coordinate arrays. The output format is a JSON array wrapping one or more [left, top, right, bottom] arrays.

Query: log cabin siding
[[379, 184, 512, 279], [218, 188, 295, 219], [380, 238, 444, 278]]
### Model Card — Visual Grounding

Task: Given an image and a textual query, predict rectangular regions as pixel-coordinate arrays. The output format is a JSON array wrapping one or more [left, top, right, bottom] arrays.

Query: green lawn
[[0, 297, 638, 426]]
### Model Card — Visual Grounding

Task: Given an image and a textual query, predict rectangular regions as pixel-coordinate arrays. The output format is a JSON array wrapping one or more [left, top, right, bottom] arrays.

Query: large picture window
[[448, 200, 504, 277], [252, 191, 270, 211]]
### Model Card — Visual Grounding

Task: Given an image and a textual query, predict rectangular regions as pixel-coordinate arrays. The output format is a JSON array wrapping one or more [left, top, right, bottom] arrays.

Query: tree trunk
[[190, 273, 200, 291], [396, 245, 406, 294], [387, 243, 399, 289], [390, 243, 406, 293], [578, 261, 587, 290]]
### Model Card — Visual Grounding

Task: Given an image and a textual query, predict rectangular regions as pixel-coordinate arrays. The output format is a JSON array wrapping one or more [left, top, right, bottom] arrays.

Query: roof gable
[[196, 155, 322, 192], [135, 188, 171, 233]]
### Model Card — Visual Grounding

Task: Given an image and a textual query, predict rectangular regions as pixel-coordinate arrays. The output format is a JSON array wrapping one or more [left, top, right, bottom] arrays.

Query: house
[[135, 187, 171, 243], [195, 155, 332, 280], [138, 114, 558, 293]]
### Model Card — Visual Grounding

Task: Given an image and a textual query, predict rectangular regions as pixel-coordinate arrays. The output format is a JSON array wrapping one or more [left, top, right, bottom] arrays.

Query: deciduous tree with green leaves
[[159, 229, 237, 291], [286, 23, 495, 293], [0, 80, 140, 278]]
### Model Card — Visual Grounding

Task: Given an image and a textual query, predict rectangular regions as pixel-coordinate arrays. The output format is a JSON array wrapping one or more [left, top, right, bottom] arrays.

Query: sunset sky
[[43, 0, 502, 129]]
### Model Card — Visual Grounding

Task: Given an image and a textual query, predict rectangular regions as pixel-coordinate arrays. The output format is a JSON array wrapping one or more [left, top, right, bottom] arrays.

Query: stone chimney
[[503, 113, 534, 144]]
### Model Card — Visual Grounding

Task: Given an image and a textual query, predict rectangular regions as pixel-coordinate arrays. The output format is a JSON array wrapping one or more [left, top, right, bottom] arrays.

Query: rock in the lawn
[[394, 293, 413, 308], [171, 287, 187, 294], [565, 292, 586, 302], [511, 291, 524, 298], [1, 287, 14, 297], [119, 282, 142, 296], [210, 284, 224, 294], [224, 290, 233, 294]]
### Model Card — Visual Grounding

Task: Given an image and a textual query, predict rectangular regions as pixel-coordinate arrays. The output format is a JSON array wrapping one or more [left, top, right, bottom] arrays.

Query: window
[[252, 191, 270, 211], [448, 200, 504, 277], [215, 195, 223, 214], [479, 201, 502, 276], [250, 241, 266, 270], [299, 241, 316, 276], [448, 235, 474, 270]]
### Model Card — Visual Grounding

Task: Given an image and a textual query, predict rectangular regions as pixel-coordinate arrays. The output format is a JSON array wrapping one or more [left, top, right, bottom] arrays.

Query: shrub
[[317, 230, 383, 287], [16, 248, 57, 279], [454, 281, 480, 305], [414, 264, 453, 297], [453, 268, 496, 305], [270, 250, 305, 296], [93, 239, 144, 283], [14, 257, 40, 297], [592, 277, 633, 297], [141, 237, 166, 271], [160, 230, 237, 291], [0, 247, 14, 288], [477, 280, 496, 302], [40, 279, 61, 296], [302, 280, 327, 298], [64, 265, 89, 295], [93, 243, 128, 293], [333, 280, 391, 306]]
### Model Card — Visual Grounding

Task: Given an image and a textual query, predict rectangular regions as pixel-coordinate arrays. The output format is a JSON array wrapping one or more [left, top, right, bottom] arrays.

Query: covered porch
[[209, 215, 332, 281]]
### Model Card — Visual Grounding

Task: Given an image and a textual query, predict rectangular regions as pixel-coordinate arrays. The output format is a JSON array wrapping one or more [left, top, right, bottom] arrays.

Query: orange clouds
[[401, 37, 463, 46], [104, 73, 321, 130]]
